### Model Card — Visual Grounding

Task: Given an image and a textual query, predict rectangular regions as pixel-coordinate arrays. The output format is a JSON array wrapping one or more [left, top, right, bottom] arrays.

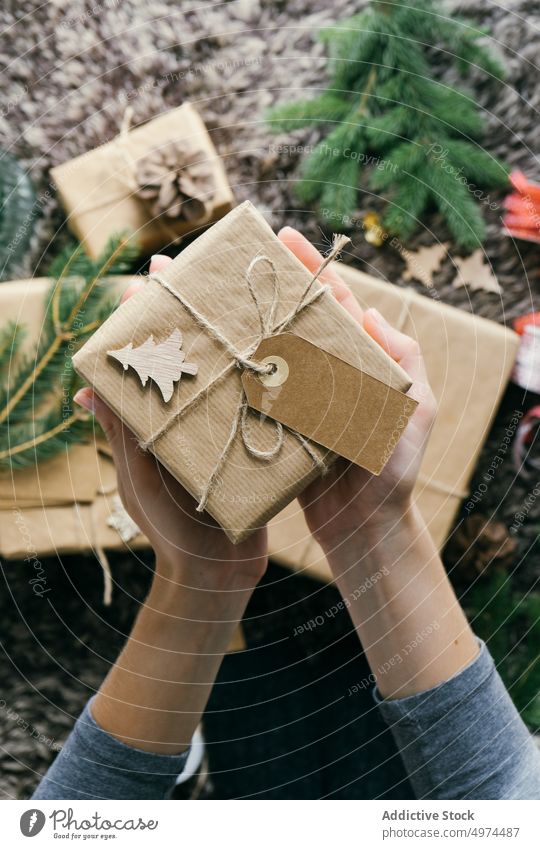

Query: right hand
[[278, 227, 437, 550]]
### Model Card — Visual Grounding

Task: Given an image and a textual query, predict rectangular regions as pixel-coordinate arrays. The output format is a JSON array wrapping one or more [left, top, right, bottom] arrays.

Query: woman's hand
[[278, 227, 437, 550], [74, 254, 267, 591], [278, 228, 477, 700], [73, 255, 269, 753]]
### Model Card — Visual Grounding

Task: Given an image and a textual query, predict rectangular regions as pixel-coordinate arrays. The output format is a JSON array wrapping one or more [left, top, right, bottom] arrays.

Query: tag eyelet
[[259, 355, 289, 387]]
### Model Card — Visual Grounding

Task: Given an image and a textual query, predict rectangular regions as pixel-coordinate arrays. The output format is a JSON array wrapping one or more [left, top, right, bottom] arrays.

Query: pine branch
[[267, 0, 508, 248], [267, 93, 351, 131], [0, 321, 25, 377], [0, 235, 137, 469]]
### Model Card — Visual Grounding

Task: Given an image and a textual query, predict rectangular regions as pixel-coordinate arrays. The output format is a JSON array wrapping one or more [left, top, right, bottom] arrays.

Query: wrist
[[316, 496, 418, 559], [321, 501, 428, 588], [149, 556, 257, 617]]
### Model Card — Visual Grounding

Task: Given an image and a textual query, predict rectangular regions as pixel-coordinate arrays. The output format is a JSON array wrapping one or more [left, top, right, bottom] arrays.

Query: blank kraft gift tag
[[242, 334, 417, 475]]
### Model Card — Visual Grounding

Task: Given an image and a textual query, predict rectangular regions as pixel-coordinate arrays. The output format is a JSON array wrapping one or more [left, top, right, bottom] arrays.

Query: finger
[[73, 387, 153, 482], [363, 308, 429, 388], [150, 254, 173, 273], [120, 280, 143, 304], [121, 254, 172, 304], [278, 226, 364, 324]]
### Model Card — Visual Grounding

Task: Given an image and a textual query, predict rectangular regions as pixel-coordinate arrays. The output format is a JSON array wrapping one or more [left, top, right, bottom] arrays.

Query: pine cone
[[135, 142, 215, 222], [445, 515, 517, 575]]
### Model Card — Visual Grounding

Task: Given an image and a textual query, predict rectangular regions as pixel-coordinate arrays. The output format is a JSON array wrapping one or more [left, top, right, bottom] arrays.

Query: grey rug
[[0, 0, 539, 799]]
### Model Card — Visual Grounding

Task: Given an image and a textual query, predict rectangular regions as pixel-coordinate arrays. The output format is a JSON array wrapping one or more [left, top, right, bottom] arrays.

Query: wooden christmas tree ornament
[[108, 328, 198, 402]]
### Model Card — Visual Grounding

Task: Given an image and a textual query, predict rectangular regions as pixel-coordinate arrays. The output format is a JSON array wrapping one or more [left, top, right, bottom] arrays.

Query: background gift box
[[0, 276, 148, 562], [51, 103, 234, 259]]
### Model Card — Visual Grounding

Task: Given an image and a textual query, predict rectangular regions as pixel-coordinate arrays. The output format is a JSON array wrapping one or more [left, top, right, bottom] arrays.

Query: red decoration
[[503, 171, 540, 244]]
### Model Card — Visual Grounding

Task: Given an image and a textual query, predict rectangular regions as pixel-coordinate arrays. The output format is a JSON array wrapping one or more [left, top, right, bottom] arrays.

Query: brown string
[[141, 236, 349, 511]]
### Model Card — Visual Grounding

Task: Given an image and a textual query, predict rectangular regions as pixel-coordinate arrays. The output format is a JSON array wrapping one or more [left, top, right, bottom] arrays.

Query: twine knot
[[140, 233, 350, 512]]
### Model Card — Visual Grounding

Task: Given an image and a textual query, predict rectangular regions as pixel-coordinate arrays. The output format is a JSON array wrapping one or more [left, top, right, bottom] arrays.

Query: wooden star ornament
[[401, 243, 448, 288], [451, 250, 501, 295], [108, 328, 198, 402]]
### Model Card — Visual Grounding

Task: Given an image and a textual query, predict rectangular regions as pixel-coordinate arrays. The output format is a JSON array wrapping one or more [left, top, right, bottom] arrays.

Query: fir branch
[[267, 0, 508, 248], [267, 93, 351, 131], [0, 321, 25, 376], [0, 235, 136, 469]]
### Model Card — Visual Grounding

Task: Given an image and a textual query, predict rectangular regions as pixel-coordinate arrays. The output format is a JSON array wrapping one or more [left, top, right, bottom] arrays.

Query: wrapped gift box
[[73, 202, 418, 543], [0, 260, 518, 600], [0, 276, 148, 560], [268, 264, 520, 581], [51, 103, 234, 259]]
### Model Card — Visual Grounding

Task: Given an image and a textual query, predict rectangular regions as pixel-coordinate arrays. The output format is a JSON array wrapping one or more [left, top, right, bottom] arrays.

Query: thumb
[[278, 226, 364, 324], [363, 308, 428, 386]]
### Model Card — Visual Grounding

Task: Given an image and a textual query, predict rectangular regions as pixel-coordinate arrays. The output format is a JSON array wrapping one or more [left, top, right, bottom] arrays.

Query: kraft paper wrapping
[[0, 276, 148, 559], [0, 264, 519, 593], [51, 103, 234, 259], [268, 265, 520, 582], [73, 202, 415, 544]]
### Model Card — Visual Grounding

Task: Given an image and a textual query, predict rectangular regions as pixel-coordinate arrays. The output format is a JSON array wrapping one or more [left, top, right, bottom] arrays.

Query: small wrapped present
[[73, 202, 417, 543], [51, 103, 234, 259]]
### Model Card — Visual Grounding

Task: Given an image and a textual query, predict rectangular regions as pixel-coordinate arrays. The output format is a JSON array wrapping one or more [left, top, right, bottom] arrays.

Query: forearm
[[92, 558, 254, 753], [323, 502, 478, 699], [33, 558, 255, 799]]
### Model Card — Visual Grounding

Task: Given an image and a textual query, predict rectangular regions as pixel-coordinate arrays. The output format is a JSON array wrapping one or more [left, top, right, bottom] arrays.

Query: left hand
[[74, 255, 268, 590]]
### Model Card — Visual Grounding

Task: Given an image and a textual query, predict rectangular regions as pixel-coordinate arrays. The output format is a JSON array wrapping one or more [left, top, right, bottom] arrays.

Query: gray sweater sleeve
[[375, 640, 540, 799], [32, 641, 540, 800], [32, 698, 188, 800]]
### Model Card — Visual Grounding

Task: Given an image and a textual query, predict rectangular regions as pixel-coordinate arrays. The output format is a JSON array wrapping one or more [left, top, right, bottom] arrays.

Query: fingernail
[[73, 389, 95, 414], [150, 255, 161, 264]]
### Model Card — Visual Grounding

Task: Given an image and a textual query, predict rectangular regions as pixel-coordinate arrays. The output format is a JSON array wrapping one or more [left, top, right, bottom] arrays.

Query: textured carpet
[[0, 0, 539, 799]]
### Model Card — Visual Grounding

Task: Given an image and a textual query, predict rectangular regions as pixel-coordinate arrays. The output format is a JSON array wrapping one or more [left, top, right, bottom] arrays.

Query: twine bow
[[140, 234, 350, 512]]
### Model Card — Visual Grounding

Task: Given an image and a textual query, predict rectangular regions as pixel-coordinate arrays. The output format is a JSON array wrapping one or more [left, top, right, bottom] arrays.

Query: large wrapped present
[[268, 265, 520, 581], [73, 202, 418, 543], [0, 277, 148, 562], [51, 103, 234, 259]]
